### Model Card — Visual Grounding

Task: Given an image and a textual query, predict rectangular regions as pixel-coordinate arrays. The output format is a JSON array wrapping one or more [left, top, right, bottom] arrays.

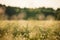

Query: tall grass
[[0, 21, 60, 40]]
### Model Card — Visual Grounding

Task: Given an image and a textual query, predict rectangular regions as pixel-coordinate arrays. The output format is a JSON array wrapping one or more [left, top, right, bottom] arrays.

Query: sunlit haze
[[0, 0, 60, 9]]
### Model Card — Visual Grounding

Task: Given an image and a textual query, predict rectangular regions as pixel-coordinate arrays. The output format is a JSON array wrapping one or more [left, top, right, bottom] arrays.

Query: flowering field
[[0, 21, 60, 40]]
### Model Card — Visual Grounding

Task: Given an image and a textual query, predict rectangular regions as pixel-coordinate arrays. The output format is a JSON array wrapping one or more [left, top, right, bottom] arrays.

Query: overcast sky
[[0, 0, 60, 9]]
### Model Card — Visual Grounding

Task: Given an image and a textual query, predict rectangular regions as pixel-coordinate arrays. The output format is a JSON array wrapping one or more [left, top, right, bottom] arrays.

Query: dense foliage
[[0, 4, 60, 20], [6, 6, 60, 20]]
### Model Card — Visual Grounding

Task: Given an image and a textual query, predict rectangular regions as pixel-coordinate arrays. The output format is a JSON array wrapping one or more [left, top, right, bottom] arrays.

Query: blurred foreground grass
[[0, 20, 60, 40]]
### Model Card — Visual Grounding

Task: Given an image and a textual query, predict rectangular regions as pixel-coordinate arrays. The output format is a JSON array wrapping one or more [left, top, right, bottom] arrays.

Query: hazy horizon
[[0, 0, 60, 9]]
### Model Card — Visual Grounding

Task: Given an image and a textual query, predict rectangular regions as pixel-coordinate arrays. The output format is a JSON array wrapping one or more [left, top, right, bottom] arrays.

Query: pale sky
[[0, 0, 60, 9]]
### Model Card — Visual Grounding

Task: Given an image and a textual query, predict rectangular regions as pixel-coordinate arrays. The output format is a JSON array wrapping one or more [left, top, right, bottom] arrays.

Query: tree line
[[0, 4, 60, 20]]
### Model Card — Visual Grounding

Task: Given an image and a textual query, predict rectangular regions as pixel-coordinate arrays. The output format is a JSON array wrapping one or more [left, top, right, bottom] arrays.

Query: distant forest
[[0, 4, 60, 20]]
